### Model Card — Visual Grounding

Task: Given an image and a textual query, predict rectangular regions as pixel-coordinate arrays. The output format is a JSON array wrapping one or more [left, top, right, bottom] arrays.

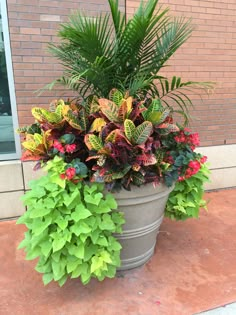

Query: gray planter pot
[[113, 183, 174, 271]]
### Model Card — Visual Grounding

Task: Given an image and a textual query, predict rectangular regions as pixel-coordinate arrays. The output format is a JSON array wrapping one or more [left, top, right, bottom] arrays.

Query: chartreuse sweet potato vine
[[165, 162, 210, 221], [17, 156, 125, 286]]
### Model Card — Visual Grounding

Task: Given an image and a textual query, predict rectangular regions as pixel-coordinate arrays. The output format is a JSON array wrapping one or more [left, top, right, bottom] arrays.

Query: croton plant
[[18, 90, 208, 192], [17, 92, 210, 286]]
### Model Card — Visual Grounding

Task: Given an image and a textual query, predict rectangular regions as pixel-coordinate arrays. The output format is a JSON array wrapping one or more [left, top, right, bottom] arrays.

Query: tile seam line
[[209, 165, 236, 171], [0, 189, 25, 194]]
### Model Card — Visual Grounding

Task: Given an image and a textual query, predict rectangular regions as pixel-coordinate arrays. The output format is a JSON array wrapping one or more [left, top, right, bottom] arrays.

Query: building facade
[[0, 0, 236, 218]]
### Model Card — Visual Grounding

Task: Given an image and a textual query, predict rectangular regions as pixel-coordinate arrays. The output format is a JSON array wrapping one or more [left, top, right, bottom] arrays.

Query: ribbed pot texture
[[113, 183, 174, 271]]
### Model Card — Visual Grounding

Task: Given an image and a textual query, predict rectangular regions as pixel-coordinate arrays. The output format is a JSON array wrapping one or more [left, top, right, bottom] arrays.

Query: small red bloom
[[65, 143, 76, 153], [185, 168, 194, 178], [184, 127, 191, 132], [174, 130, 200, 151], [60, 173, 66, 179], [185, 160, 201, 177], [188, 160, 200, 170], [174, 132, 186, 143], [189, 133, 200, 147], [53, 140, 65, 153], [200, 155, 207, 164], [65, 167, 76, 180]]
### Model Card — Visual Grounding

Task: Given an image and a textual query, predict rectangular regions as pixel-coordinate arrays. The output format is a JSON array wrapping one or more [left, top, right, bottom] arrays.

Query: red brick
[[40, 29, 56, 36], [30, 35, 51, 42], [10, 34, 31, 42], [12, 56, 22, 62], [40, 14, 61, 22], [23, 70, 45, 77], [17, 13, 40, 20], [20, 27, 41, 35], [20, 41, 42, 49], [13, 63, 33, 70], [22, 56, 43, 63]]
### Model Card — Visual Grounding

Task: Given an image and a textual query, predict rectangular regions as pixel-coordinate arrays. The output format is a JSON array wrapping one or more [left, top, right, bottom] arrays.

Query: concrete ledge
[[205, 168, 236, 191], [197, 144, 236, 191], [197, 144, 236, 169], [22, 161, 45, 190], [0, 161, 24, 192], [0, 191, 25, 219]]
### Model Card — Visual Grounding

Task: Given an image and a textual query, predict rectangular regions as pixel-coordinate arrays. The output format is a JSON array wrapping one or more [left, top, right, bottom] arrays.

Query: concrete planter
[[113, 183, 174, 270]]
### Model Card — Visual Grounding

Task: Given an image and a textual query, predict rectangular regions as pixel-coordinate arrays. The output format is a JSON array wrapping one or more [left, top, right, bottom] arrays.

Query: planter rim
[[112, 182, 174, 200]]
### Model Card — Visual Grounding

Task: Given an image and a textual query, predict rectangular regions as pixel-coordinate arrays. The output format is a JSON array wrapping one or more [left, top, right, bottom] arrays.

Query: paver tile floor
[[1, 188, 236, 315]]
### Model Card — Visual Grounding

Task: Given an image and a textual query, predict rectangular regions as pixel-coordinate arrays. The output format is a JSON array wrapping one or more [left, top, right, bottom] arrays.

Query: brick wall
[[127, 0, 236, 146], [7, 0, 236, 146], [7, 0, 125, 124]]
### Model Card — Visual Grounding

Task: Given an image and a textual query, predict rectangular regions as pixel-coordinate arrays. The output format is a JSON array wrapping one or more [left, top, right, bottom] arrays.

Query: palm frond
[[108, 0, 126, 36], [42, 0, 214, 113], [154, 17, 193, 71], [153, 76, 214, 122], [57, 13, 114, 61]]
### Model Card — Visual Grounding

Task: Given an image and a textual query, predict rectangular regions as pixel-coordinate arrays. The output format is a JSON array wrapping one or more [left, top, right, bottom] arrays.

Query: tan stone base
[[0, 161, 44, 219], [0, 144, 235, 219], [0, 191, 25, 219], [196, 144, 236, 190]]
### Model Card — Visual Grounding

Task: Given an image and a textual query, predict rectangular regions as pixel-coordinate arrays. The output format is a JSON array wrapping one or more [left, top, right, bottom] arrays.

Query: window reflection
[[0, 8, 16, 154]]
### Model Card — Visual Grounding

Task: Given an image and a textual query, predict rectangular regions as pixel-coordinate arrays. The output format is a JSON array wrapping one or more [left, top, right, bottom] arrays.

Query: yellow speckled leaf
[[90, 118, 106, 132]]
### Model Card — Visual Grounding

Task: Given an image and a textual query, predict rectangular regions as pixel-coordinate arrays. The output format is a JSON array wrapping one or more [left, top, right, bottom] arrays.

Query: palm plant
[[47, 0, 212, 115]]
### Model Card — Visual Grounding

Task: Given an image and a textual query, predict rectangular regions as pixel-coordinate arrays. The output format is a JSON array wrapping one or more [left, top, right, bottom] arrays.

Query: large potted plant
[[17, 0, 211, 286]]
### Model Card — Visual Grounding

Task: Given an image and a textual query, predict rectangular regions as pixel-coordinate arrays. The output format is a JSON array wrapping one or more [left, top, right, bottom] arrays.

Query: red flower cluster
[[60, 167, 76, 180], [65, 144, 76, 153], [54, 140, 65, 153], [178, 156, 207, 181], [66, 167, 76, 179], [186, 160, 201, 177], [174, 129, 200, 150], [53, 140, 76, 154]]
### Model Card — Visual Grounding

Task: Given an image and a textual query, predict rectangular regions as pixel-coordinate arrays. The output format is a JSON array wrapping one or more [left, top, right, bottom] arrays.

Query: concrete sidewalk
[[196, 302, 236, 315], [1, 188, 236, 315]]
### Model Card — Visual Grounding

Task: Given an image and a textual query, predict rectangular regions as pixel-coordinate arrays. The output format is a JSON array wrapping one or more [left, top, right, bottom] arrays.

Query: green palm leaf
[[43, 0, 214, 114]]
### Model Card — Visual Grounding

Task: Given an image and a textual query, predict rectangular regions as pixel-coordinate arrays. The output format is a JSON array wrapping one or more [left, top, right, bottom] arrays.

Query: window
[[0, 0, 20, 160]]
